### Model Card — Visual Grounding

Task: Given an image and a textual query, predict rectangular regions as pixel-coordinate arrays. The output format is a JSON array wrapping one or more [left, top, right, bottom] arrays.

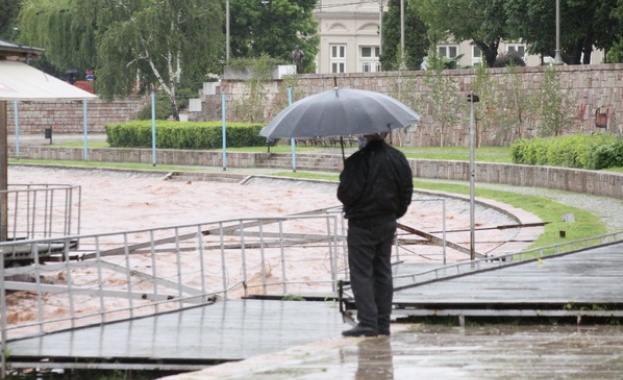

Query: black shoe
[[378, 327, 391, 336], [342, 325, 378, 337]]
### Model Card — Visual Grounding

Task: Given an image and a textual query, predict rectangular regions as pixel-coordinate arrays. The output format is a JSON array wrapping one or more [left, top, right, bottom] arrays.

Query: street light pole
[[554, 0, 563, 65], [379, 0, 383, 56], [467, 92, 480, 261], [226, 0, 230, 63], [400, 0, 405, 69]]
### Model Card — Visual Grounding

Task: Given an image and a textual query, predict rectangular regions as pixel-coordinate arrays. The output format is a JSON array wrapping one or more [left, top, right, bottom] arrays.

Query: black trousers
[[347, 221, 396, 331]]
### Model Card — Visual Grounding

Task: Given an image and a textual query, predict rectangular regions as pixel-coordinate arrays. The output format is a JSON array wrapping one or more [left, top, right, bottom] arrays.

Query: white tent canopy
[[0, 60, 97, 101]]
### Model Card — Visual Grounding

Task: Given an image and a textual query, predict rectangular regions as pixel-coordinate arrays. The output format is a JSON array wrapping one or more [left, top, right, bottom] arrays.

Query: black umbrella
[[260, 88, 420, 139]]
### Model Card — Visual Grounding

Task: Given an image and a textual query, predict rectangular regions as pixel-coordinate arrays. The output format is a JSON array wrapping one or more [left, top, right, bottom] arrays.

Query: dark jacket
[[337, 139, 413, 226]]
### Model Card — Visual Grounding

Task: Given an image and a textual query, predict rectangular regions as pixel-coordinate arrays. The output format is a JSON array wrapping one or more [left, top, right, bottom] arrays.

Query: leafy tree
[[497, 66, 538, 139], [93, 0, 223, 120], [18, 0, 97, 71], [506, 0, 621, 64], [380, 0, 429, 71], [471, 64, 496, 147], [18, 0, 224, 121], [413, 0, 510, 67], [537, 66, 575, 137], [420, 50, 460, 147], [228, 0, 318, 73], [0, 0, 21, 40], [606, 40, 623, 63]]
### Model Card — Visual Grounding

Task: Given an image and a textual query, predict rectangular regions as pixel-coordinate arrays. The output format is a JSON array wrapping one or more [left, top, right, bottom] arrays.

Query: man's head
[[363, 132, 388, 142]]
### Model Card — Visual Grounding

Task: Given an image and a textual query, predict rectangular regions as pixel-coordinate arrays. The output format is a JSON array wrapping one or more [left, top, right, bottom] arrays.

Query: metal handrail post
[[1, 243, 7, 378]]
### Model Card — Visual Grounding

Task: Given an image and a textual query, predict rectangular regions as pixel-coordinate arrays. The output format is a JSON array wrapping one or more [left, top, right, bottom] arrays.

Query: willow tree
[[18, 0, 97, 71], [18, 0, 224, 120]]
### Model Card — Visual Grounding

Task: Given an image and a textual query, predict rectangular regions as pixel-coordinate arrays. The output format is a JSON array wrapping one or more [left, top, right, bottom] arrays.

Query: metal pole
[[151, 92, 157, 166], [468, 93, 477, 261], [13, 101, 19, 158], [400, 0, 405, 69], [554, 0, 563, 64], [222, 93, 227, 171], [379, 0, 383, 56], [442, 199, 447, 264], [0, 101, 7, 242], [288, 87, 296, 172], [83, 99, 88, 161], [226, 0, 230, 63], [1, 239, 6, 378]]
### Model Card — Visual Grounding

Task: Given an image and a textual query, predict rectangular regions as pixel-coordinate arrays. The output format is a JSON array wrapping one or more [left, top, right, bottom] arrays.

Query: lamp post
[[554, 0, 563, 65], [226, 0, 230, 63], [379, 0, 383, 56], [399, 0, 405, 70], [467, 92, 480, 261]]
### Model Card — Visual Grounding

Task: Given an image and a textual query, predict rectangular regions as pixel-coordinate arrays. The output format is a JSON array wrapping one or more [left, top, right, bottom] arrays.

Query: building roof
[[0, 60, 97, 101], [0, 39, 44, 59]]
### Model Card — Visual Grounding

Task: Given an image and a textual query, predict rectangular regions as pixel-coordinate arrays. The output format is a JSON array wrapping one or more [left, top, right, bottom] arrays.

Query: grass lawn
[[55, 141, 514, 163]]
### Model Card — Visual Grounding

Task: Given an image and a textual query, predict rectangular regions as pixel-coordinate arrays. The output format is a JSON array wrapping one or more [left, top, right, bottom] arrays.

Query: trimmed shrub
[[511, 134, 620, 169], [586, 139, 623, 170], [105, 121, 267, 149]]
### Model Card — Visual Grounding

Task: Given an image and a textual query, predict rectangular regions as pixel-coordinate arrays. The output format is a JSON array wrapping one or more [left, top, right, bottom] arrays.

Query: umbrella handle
[[340, 136, 346, 165]]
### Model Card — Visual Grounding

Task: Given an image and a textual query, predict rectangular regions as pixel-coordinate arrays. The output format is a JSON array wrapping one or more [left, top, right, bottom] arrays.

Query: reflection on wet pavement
[[355, 337, 394, 380], [162, 324, 623, 380]]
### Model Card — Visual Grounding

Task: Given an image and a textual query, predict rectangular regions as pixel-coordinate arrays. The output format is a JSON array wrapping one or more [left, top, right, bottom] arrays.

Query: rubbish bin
[[44, 128, 52, 144]]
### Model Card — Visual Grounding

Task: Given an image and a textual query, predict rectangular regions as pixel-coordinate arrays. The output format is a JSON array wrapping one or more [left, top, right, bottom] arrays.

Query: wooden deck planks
[[7, 299, 344, 365], [394, 242, 623, 305]]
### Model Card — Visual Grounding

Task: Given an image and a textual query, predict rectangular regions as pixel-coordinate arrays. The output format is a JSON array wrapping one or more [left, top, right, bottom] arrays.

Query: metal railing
[[1, 184, 81, 265], [1, 212, 346, 343], [393, 230, 623, 290]]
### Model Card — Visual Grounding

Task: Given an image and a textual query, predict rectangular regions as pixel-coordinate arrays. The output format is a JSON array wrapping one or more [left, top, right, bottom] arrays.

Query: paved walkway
[[160, 324, 623, 380]]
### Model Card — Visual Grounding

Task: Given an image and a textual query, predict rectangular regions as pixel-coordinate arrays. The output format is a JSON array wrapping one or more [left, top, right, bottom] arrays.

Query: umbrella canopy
[[0, 60, 97, 101], [260, 88, 419, 139]]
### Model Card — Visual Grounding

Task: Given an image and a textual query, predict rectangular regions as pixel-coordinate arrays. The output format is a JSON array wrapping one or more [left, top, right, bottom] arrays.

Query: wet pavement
[[161, 324, 623, 380]]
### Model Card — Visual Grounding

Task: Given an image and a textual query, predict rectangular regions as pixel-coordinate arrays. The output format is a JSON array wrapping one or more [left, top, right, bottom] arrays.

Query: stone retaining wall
[[5, 64, 623, 148], [17, 147, 623, 200], [218, 63, 623, 147], [5, 96, 148, 136]]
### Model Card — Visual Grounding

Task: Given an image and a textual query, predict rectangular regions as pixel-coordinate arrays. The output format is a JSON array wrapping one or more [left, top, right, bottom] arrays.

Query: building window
[[360, 46, 380, 73], [438, 45, 458, 59], [507, 44, 526, 56], [330, 44, 346, 73], [472, 46, 482, 65]]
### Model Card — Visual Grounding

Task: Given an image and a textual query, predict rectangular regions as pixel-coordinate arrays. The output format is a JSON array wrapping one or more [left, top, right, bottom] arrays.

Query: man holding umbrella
[[260, 87, 419, 336], [337, 132, 413, 337]]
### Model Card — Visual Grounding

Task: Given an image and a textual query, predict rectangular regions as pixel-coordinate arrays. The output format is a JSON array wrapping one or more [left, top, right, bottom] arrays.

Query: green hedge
[[511, 134, 623, 170], [105, 121, 268, 149]]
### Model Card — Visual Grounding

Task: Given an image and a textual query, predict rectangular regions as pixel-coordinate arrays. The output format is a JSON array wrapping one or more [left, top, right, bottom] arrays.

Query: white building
[[314, 0, 383, 74], [313, 0, 604, 74]]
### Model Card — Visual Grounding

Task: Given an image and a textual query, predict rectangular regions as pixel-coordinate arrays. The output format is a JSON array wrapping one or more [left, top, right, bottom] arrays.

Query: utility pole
[[399, 0, 405, 70], [379, 0, 383, 56], [226, 0, 230, 63], [467, 92, 480, 261], [554, 0, 563, 65]]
